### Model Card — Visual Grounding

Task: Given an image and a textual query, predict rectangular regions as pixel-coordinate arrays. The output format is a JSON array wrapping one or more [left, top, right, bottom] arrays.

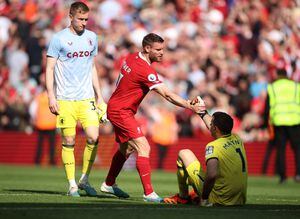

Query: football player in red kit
[[100, 33, 204, 202]]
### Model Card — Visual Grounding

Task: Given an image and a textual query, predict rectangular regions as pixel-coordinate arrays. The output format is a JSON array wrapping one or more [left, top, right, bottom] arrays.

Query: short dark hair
[[212, 112, 233, 135], [142, 33, 164, 48], [276, 68, 287, 77], [70, 1, 89, 16]]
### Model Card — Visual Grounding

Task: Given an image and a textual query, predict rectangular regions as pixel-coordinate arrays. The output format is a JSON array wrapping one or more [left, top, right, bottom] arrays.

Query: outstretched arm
[[152, 84, 204, 113]]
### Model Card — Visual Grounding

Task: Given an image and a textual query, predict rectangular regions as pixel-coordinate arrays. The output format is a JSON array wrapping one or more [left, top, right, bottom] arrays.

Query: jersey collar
[[138, 52, 151, 66], [221, 134, 231, 138]]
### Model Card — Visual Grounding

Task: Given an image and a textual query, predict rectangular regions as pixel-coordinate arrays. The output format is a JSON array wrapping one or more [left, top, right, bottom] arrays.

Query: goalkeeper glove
[[97, 102, 108, 123]]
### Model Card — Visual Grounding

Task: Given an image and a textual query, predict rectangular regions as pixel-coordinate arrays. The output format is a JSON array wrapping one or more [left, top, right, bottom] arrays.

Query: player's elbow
[[206, 172, 217, 182], [163, 90, 175, 102], [153, 84, 173, 100], [164, 93, 172, 102]]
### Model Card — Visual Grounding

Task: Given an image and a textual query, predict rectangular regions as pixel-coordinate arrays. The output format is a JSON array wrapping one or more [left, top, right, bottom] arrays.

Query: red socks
[[136, 156, 153, 195], [105, 150, 127, 186], [106, 152, 154, 196]]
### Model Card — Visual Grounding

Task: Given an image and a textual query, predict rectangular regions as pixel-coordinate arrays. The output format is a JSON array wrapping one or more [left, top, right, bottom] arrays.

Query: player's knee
[[86, 136, 98, 145], [136, 146, 150, 157], [62, 136, 75, 146], [139, 145, 150, 155], [86, 133, 99, 144], [143, 145, 151, 153], [178, 149, 192, 159], [128, 137, 150, 156]]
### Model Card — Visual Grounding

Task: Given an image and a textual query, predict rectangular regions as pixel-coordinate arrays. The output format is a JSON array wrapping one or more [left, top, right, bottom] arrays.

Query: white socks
[[69, 174, 89, 189], [69, 179, 77, 189]]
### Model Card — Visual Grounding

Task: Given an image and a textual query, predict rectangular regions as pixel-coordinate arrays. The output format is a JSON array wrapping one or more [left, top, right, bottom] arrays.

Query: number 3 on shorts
[[90, 101, 96, 110]]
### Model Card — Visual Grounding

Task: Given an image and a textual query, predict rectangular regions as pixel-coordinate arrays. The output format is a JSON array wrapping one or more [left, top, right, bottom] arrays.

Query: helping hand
[[189, 96, 206, 114]]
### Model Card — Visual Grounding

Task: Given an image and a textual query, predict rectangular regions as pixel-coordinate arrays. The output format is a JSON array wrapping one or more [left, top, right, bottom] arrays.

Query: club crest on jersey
[[205, 146, 214, 155], [148, 74, 157, 82], [59, 117, 65, 124]]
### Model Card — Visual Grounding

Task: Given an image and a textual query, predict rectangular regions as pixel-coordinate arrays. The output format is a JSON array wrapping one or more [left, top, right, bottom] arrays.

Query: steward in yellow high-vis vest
[[266, 67, 300, 183], [267, 79, 300, 126]]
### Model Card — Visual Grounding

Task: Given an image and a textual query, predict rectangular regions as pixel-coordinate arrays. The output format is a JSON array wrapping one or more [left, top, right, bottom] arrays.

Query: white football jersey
[[47, 28, 98, 101]]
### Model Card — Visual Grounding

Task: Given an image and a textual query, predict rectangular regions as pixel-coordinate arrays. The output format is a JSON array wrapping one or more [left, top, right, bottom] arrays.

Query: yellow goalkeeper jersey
[[205, 133, 247, 205]]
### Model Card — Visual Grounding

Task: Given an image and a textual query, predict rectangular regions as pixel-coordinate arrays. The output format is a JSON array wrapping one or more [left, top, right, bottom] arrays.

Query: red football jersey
[[108, 52, 162, 116]]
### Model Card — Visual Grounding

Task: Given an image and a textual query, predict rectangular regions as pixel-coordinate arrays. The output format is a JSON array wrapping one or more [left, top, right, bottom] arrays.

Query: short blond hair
[[70, 1, 89, 16]]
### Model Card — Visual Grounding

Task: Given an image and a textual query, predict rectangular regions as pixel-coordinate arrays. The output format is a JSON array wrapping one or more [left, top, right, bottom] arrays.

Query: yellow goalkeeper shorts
[[56, 98, 99, 134]]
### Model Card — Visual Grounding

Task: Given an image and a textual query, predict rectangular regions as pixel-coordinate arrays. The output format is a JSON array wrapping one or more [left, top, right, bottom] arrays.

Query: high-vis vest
[[267, 79, 300, 126]]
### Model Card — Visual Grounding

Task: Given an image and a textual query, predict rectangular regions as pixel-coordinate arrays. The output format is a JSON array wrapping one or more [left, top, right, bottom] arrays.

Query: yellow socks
[[62, 145, 75, 181], [82, 141, 98, 177], [62, 141, 98, 186], [176, 159, 189, 198]]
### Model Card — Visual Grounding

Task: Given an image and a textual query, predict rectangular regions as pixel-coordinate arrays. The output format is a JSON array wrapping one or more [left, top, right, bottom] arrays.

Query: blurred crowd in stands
[[0, 0, 299, 142]]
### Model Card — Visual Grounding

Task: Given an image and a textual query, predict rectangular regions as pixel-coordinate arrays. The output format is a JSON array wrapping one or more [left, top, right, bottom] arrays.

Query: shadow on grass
[[3, 189, 64, 195], [1, 203, 299, 219], [2, 189, 115, 199], [1, 202, 300, 209]]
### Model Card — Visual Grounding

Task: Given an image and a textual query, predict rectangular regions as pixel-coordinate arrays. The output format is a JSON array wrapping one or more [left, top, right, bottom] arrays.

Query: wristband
[[198, 110, 208, 119]]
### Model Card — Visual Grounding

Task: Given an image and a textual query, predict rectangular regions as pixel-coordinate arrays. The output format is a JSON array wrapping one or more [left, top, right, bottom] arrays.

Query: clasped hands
[[189, 96, 206, 115]]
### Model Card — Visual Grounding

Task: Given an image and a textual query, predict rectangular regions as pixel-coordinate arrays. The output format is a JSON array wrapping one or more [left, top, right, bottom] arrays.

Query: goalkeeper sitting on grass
[[164, 97, 248, 206]]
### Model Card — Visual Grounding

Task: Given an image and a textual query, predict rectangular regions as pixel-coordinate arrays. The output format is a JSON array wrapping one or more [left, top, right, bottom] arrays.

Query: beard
[[149, 55, 162, 63]]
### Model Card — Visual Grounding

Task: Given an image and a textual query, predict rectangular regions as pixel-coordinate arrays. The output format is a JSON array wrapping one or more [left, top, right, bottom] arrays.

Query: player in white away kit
[[46, 1, 107, 197]]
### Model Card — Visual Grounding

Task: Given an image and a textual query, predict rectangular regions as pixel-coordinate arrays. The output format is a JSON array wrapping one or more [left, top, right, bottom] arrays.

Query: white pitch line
[[255, 198, 299, 202]]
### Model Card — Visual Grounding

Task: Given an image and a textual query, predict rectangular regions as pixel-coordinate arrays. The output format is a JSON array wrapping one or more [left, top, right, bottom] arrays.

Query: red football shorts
[[108, 113, 144, 143]]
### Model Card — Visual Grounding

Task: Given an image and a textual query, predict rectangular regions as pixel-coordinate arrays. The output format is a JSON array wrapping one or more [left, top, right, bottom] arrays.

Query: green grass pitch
[[0, 164, 300, 219]]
